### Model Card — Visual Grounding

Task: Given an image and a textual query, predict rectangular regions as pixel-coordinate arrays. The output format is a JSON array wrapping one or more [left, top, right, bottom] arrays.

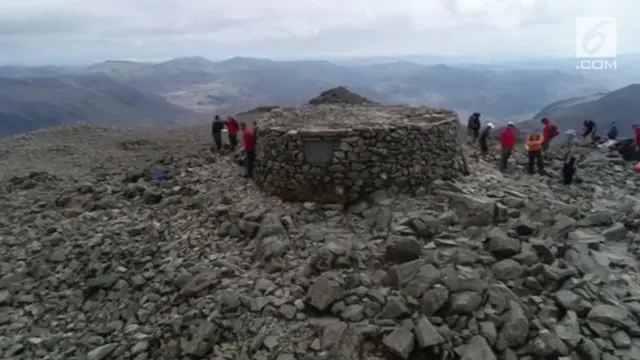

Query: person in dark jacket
[[241, 123, 255, 178], [478, 122, 494, 158], [607, 121, 618, 140], [211, 115, 225, 151], [467, 113, 481, 144], [582, 120, 597, 145], [225, 116, 240, 149], [562, 155, 577, 185]]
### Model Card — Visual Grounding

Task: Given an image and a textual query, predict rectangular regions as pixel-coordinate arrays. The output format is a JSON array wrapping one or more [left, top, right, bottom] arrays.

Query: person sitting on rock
[[582, 120, 597, 145], [525, 129, 545, 175], [467, 112, 481, 144], [241, 123, 256, 178], [499, 122, 516, 171], [478, 122, 494, 159]]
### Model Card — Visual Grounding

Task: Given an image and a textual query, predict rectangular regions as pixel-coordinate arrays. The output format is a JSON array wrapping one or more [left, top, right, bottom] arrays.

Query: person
[[499, 122, 516, 171], [478, 122, 494, 158], [225, 116, 240, 149], [211, 115, 225, 151], [634, 125, 640, 148], [561, 129, 578, 155], [241, 123, 255, 178], [467, 112, 481, 144], [607, 121, 618, 140], [561, 129, 578, 185], [582, 120, 597, 145], [562, 156, 577, 185], [541, 118, 559, 155], [525, 129, 545, 175]]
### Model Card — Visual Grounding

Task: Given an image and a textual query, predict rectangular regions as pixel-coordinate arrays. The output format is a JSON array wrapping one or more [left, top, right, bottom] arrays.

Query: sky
[[0, 0, 637, 65]]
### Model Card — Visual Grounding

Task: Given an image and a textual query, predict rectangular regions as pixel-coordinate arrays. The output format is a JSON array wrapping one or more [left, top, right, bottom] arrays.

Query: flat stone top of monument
[[255, 104, 457, 131]]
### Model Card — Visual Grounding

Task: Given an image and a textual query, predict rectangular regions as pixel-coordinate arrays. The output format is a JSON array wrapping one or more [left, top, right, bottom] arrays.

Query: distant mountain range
[[0, 55, 634, 138], [0, 74, 194, 138], [500, 84, 640, 139]]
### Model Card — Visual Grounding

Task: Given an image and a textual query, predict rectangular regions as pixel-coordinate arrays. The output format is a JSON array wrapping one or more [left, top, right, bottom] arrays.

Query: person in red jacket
[[499, 122, 516, 171], [634, 125, 640, 148], [541, 118, 559, 156], [225, 116, 240, 149], [241, 123, 255, 178]]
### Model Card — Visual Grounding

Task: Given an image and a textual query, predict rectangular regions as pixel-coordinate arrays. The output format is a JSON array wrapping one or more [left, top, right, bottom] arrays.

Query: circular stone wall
[[253, 105, 463, 203]]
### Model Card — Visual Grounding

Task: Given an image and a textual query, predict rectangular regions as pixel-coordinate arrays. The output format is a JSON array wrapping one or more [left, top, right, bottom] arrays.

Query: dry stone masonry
[[253, 105, 464, 203]]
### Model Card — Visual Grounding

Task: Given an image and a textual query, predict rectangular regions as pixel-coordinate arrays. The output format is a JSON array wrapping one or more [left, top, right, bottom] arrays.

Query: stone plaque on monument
[[303, 140, 334, 164]]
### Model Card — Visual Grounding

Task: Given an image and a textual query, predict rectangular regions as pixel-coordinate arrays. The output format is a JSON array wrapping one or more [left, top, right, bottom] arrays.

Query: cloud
[[0, 0, 636, 64]]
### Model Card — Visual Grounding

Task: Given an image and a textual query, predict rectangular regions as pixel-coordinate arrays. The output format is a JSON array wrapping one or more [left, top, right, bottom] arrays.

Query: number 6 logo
[[582, 20, 609, 55], [576, 17, 617, 58]]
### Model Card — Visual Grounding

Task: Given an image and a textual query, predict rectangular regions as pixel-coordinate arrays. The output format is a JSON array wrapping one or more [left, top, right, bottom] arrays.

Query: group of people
[[466, 113, 631, 185], [211, 115, 255, 178]]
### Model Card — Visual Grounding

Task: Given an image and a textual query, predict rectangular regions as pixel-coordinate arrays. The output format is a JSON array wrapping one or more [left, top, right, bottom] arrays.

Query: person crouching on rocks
[[241, 123, 256, 178], [499, 122, 516, 171], [525, 129, 545, 175], [478, 122, 494, 159]]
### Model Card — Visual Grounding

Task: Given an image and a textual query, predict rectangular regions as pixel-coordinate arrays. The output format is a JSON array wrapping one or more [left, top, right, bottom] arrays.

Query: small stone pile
[[308, 87, 377, 106], [1, 121, 640, 360]]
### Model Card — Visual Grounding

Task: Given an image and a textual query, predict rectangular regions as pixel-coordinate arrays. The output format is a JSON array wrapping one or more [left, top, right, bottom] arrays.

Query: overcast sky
[[0, 0, 637, 65]]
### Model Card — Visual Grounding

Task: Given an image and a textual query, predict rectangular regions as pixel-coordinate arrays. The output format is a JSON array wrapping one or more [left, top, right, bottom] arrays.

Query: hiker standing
[[241, 123, 256, 178], [525, 129, 545, 175], [478, 122, 494, 159], [607, 121, 618, 140], [561, 129, 578, 185], [225, 116, 240, 149], [582, 120, 597, 145], [211, 115, 225, 151], [467, 112, 481, 144], [634, 125, 640, 148], [499, 122, 516, 171], [541, 117, 559, 157]]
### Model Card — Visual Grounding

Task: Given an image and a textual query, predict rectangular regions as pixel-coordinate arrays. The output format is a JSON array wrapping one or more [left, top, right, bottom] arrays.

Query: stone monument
[[253, 104, 463, 203]]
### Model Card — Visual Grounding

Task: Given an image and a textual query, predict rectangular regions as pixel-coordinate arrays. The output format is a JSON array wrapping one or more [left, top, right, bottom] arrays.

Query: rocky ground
[[2, 123, 640, 360]]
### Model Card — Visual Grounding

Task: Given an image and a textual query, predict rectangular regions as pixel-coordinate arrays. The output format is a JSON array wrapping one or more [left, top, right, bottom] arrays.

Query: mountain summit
[[308, 86, 377, 105]]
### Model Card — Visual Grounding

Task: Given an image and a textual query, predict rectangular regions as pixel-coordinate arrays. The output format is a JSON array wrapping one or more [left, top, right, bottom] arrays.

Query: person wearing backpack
[[541, 118, 559, 156], [467, 113, 481, 144]]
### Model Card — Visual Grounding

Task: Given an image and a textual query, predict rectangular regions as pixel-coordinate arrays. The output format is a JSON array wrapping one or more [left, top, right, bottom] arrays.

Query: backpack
[[550, 125, 559, 138]]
